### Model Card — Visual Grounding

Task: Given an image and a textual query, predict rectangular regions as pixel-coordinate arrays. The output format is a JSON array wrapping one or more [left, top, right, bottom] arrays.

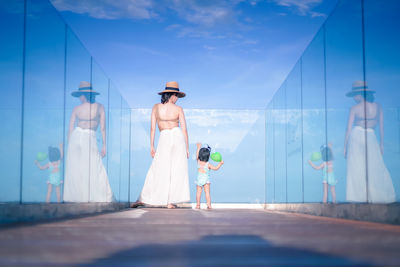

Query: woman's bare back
[[353, 102, 379, 129], [155, 103, 180, 131], [75, 103, 102, 130]]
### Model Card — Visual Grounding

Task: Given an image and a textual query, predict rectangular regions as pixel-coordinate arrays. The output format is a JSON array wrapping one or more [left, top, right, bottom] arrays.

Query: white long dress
[[139, 127, 190, 205], [346, 126, 395, 203], [64, 127, 114, 202]]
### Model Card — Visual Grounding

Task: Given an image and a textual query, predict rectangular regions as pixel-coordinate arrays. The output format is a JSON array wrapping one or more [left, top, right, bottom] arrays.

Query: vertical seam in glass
[[128, 109, 132, 203], [62, 25, 68, 203], [107, 79, 110, 172], [323, 24, 329, 195], [361, 0, 369, 202], [19, 0, 27, 204], [119, 96, 122, 202], [284, 85, 288, 203], [88, 57, 93, 202], [264, 109, 267, 205], [300, 57, 304, 203], [272, 101, 276, 203]]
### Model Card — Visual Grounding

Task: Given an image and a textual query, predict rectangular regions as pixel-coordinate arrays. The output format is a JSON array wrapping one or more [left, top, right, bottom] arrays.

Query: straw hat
[[346, 81, 375, 97], [71, 81, 100, 97], [158, 81, 186, 98]]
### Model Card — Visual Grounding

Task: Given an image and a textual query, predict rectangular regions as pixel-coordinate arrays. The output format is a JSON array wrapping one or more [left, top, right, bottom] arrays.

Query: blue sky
[[50, 0, 338, 109]]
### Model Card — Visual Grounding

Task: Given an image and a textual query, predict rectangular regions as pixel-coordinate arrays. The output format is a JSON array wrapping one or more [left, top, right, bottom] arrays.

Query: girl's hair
[[81, 92, 96, 104], [161, 92, 177, 104], [198, 145, 211, 162], [320, 145, 333, 162], [48, 146, 61, 162], [356, 91, 375, 102]]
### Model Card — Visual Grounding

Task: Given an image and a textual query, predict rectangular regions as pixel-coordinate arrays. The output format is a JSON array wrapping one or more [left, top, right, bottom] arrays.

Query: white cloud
[[50, 0, 156, 20], [272, 0, 324, 17]]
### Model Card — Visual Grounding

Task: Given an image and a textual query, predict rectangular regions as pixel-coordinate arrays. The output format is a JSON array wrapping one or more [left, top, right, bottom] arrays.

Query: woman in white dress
[[63, 81, 113, 202], [131, 81, 190, 208], [344, 81, 395, 203]]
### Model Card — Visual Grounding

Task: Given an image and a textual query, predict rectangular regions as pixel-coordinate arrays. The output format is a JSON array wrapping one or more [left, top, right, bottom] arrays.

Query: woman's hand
[[151, 146, 156, 158], [186, 148, 190, 159], [343, 146, 347, 158], [101, 146, 106, 158], [380, 143, 384, 155]]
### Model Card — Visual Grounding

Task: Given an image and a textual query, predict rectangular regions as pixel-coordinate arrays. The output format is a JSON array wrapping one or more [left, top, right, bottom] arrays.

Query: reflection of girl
[[64, 81, 113, 202], [35, 144, 63, 203], [344, 81, 395, 203], [308, 144, 337, 203]]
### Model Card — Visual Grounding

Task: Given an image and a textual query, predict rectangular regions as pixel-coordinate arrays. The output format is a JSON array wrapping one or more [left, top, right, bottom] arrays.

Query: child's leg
[[323, 183, 328, 203], [46, 183, 52, 203], [330, 186, 336, 203], [204, 183, 212, 209], [55, 186, 61, 203], [196, 186, 202, 208]]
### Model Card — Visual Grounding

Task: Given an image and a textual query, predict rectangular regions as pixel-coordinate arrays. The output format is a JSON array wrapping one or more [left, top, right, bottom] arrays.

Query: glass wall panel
[[120, 100, 131, 202], [364, 0, 400, 202], [285, 62, 303, 202], [265, 103, 274, 203], [325, 0, 364, 203], [301, 29, 327, 203], [108, 84, 121, 202], [22, 0, 65, 202], [130, 109, 265, 203], [273, 86, 287, 203], [0, 1, 24, 202], [64, 27, 91, 203]]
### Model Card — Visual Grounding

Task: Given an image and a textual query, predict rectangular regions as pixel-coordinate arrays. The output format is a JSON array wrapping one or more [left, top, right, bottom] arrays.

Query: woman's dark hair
[[48, 146, 61, 162], [320, 145, 333, 162], [81, 92, 96, 104], [161, 92, 177, 104], [356, 91, 375, 103], [198, 146, 211, 162]]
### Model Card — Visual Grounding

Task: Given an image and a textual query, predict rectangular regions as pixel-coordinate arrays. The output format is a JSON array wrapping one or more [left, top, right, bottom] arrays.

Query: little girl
[[308, 144, 337, 203], [195, 143, 224, 210], [35, 144, 63, 203]]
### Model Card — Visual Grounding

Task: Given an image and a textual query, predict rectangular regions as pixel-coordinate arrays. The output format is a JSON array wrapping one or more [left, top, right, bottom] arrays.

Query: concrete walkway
[[1, 208, 400, 266]]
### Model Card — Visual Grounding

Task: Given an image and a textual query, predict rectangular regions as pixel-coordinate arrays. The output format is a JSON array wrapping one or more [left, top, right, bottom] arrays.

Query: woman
[[132, 81, 190, 208], [344, 81, 395, 203], [64, 81, 113, 202]]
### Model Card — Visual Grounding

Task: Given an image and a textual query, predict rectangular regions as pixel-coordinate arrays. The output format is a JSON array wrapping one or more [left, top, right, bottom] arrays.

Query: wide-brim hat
[[71, 81, 100, 97], [158, 81, 186, 98], [346, 80, 375, 97]]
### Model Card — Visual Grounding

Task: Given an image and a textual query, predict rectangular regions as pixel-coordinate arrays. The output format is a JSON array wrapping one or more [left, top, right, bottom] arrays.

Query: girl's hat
[[158, 81, 186, 98], [71, 81, 100, 97], [346, 81, 375, 97]]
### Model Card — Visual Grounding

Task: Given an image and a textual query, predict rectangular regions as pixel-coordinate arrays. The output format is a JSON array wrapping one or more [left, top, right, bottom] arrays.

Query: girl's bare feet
[[167, 204, 176, 209], [195, 205, 200, 209], [207, 206, 212, 210]]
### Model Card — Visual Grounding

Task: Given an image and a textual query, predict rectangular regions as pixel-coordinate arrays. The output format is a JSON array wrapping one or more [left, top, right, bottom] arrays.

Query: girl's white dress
[[346, 126, 395, 203], [64, 127, 114, 202], [139, 127, 190, 205]]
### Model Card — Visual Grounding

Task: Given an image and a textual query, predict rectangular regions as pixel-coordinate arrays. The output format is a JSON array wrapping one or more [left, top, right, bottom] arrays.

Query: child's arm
[[35, 161, 49, 170], [307, 160, 324, 170], [196, 143, 201, 161], [209, 160, 224, 171]]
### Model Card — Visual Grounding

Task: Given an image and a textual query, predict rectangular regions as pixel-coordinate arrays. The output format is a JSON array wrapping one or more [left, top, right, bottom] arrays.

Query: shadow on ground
[[81, 234, 371, 266]]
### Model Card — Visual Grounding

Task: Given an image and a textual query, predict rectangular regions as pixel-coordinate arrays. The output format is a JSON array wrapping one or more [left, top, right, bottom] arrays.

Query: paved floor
[[1, 208, 400, 266]]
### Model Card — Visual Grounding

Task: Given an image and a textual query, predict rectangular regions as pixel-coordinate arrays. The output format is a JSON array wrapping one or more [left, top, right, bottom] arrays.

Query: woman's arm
[[379, 104, 384, 154], [209, 161, 224, 171], [308, 160, 324, 170], [99, 104, 107, 158], [68, 107, 77, 141], [344, 107, 355, 157], [150, 105, 157, 158], [179, 107, 189, 158]]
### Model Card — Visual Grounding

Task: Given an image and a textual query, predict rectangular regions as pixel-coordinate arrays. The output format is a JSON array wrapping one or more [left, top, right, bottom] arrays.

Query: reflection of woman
[[132, 81, 190, 209], [64, 81, 113, 202], [344, 81, 395, 203]]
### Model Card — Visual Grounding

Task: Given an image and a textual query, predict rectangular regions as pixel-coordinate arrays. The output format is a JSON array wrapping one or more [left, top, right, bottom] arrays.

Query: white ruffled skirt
[[346, 126, 395, 203], [64, 127, 113, 202], [139, 127, 190, 205]]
